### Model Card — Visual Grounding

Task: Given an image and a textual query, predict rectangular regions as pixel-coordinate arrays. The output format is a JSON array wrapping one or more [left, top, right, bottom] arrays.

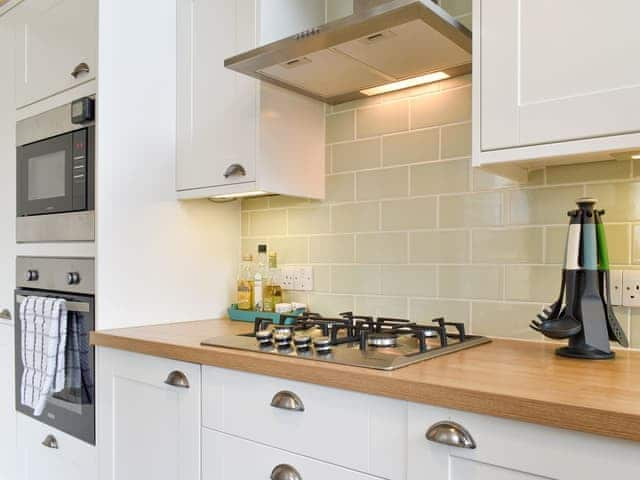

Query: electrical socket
[[610, 270, 623, 306], [281, 266, 313, 291], [622, 270, 640, 307]]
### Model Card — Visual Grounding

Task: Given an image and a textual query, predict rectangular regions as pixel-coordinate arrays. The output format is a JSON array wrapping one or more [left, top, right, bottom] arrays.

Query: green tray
[[227, 305, 305, 325]]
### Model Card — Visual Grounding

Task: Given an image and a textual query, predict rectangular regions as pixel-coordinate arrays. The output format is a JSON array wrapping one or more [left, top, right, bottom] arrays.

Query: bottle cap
[[258, 244, 267, 253]]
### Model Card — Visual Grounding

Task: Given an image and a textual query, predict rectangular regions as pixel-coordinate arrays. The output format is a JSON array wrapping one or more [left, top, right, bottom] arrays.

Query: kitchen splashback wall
[[241, 0, 640, 348]]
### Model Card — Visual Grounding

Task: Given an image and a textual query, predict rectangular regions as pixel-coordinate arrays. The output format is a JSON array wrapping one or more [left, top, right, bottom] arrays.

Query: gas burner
[[367, 332, 398, 347]]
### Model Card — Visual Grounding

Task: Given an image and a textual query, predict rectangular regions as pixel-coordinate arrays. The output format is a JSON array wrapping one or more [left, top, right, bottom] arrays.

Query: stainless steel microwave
[[16, 97, 95, 242]]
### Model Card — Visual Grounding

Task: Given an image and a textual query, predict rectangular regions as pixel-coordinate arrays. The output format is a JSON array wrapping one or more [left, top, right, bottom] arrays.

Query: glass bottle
[[254, 244, 268, 311], [236, 255, 254, 310], [266, 252, 283, 310]]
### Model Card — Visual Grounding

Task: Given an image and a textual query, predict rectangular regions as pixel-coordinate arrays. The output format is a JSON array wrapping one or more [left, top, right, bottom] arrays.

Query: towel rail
[[15, 295, 91, 313]]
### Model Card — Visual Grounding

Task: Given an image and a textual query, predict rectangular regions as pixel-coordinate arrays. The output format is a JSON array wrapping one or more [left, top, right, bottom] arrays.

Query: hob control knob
[[25, 270, 39, 282], [67, 272, 80, 285]]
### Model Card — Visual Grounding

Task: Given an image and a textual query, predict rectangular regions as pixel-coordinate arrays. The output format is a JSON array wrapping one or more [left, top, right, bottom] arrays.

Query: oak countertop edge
[[90, 320, 640, 443]]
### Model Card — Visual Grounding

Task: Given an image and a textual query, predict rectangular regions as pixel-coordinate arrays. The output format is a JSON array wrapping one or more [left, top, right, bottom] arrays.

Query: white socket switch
[[622, 270, 640, 307], [282, 266, 313, 291], [609, 270, 623, 306]]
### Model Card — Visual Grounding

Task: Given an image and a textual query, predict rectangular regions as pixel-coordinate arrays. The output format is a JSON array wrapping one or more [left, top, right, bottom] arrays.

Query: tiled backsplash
[[241, 0, 640, 347]]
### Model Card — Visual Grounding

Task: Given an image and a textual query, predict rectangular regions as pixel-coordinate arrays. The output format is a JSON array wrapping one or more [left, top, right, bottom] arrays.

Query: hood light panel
[[210, 191, 268, 200], [360, 71, 450, 97]]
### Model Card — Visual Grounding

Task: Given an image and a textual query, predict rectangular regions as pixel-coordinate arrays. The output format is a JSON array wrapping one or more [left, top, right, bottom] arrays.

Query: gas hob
[[201, 312, 491, 371]]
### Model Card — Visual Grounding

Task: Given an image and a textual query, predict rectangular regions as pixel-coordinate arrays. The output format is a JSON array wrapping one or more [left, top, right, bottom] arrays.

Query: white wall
[[97, 0, 240, 329]]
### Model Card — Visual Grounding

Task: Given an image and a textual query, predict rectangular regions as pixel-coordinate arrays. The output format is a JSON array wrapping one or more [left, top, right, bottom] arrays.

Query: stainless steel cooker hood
[[224, 0, 471, 105]]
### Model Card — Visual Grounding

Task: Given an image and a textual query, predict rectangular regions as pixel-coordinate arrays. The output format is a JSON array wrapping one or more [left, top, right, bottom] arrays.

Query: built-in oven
[[14, 256, 95, 445], [16, 97, 95, 242]]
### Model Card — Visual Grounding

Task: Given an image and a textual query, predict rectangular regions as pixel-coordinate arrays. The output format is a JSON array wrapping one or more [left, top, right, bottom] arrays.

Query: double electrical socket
[[281, 266, 313, 291], [610, 270, 640, 307]]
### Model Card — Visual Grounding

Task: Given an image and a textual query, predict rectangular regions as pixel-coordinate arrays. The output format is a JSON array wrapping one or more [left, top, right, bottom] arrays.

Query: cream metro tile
[[411, 159, 470, 195], [409, 230, 469, 263], [509, 186, 583, 225], [411, 86, 471, 129], [439, 266, 503, 300], [471, 302, 541, 340], [381, 265, 437, 297], [331, 265, 381, 295], [382, 129, 439, 167], [472, 228, 543, 264], [310, 234, 354, 264], [505, 265, 561, 303], [287, 207, 331, 235], [439, 192, 502, 228], [586, 182, 640, 222], [249, 210, 287, 236], [356, 232, 408, 264], [326, 111, 355, 144], [356, 100, 409, 138], [354, 295, 408, 318], [326, 173, 355, 203], [332, 138, 381, 173], [331, 202, 380, 233], [409, 299, 470, 326], [441, 123, 471, 159], [546, 160, 630, 185], [356, 166, 408, 200], [381, 197, 437, 230]]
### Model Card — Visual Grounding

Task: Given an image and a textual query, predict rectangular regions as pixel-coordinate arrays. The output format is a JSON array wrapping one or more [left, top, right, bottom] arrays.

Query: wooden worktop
[[91, 318, 640, 442]]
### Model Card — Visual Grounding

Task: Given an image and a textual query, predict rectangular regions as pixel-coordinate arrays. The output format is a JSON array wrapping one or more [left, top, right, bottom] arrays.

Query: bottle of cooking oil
[[254, 245, 268, 311], [236, 255, 254, 310], [262, 252, 282, 313]]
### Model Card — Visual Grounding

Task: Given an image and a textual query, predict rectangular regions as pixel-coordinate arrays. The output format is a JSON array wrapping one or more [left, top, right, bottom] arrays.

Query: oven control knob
[[25, 270, 39, 282], [67, 272, 80, 285]]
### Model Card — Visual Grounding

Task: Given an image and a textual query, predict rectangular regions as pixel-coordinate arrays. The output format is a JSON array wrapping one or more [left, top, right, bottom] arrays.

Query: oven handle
[[15, 295, 91, 313]]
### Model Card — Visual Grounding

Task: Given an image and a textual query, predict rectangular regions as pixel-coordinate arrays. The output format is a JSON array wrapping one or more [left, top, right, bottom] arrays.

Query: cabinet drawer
[[17, 414, 96, 480], [202, 366, 406, 479], [407, 402, 640, 480], [203, 428, 383, 480]]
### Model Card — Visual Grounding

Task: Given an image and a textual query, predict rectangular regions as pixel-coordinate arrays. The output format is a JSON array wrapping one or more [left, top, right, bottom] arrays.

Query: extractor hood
[[224, 0, 471, 105]]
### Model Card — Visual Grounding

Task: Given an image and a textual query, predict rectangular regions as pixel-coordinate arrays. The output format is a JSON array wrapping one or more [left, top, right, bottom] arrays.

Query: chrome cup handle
[[270, 391, 304, 412], [223, 163, 247, 178], [42, 434, 58, 449], [164, 371, 190, 389], [426, 421, 476, 449], [71, 62, 90, 79], [271, 464, 302, 480]]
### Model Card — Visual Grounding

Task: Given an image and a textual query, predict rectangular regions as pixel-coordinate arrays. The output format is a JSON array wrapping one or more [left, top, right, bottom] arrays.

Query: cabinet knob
[[41, 434, 58, 449], [270, 391, 304, 412], [25, 270, 39, 282], [0, 309, 10, 320], [71, 62, 90, 79], [426, 421, 476, 449], [223, 163, 246, 179], [67, 272, 81, 285], [271, 464, 302, 480], [164, 370, 190, 389]]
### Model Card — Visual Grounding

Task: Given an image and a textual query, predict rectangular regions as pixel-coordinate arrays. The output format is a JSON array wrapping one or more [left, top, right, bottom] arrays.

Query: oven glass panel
[[27, 150, 67, 200]]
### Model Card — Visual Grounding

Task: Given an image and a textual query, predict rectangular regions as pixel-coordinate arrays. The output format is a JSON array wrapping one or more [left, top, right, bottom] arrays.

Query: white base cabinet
[[407, 402, 640, 480], [16, 414, 96, 480], [0, 324, 15, 480], [203, 429, 384, 480], [176, 0, 326, 200], [97, 348, 201, 480], [473, 0, 640, 178]]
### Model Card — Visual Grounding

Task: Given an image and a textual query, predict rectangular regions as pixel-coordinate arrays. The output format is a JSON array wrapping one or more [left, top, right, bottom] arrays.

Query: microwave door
[[17, 133, 74, 217]]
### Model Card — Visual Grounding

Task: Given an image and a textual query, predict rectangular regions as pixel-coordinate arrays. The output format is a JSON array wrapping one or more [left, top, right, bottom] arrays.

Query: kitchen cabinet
[[14, 0, 97, 109], [473, 0, 640, 179], [203, 428, 384, 480], [176, 0, 325, 200], [0, 324, 15, 480], [407, 402, 640, 480], [16, 414, 96, 480], [202, 365, 406, 479], [97, 348, 201, 480]]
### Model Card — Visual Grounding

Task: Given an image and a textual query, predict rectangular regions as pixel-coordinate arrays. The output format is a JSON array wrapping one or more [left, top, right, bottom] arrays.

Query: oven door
[[16, 129, 88, 217], [14, 289, 95, 445]]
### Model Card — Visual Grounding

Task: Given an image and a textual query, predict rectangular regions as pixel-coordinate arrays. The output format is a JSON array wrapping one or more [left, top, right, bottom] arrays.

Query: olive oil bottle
[[236, 255, 254, 310], [263, 252, 283, 312]]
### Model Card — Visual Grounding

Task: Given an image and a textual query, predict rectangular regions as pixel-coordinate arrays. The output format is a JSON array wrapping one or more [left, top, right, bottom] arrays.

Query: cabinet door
[[0, 325, 15, 480], [176, 0, 257, 191], [203, 429, 384, 480], [480, 0, 640, 151], [408, 402, 640, 480], [16, 414, 96, 480], [97, 348, 201, 480], [14, 0, 97, 108]]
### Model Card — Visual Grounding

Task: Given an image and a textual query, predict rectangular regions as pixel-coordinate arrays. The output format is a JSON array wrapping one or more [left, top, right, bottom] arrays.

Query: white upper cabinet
[[176, 0, 326, 200], [14, 0, 97, 109], [473, 0, 640, 178]]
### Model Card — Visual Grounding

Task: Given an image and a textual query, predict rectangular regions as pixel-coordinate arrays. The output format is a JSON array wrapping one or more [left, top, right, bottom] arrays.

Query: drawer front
[[202, 366, 406, 479], [408, 402, 640, 480], [17, 414, 96, 480], [203, 428, 383, 480]]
